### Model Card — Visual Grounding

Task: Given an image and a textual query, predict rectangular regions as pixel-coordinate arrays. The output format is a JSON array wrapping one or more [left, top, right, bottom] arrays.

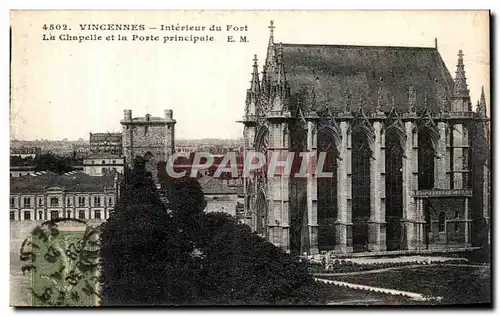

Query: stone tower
[[121, 109, 176, 180]]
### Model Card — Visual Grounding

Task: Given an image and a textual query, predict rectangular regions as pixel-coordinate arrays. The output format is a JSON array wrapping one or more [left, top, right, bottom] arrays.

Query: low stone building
[[10, 171, 120, 222], [83, 153, 125, 176], [10, 165, 36, 178], [199, 176, 242, 217], [10, 147, 41, 159]]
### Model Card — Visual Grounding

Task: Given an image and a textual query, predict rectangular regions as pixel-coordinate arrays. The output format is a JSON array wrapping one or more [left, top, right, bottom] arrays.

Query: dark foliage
[[10, 155, 34, 166], [100, 161, 329, 305], [33, 154, 74, 174]]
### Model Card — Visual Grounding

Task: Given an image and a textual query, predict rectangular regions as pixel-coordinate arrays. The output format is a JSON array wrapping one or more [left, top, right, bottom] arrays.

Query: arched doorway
[[351, 129, 372, 252], [143, 151, 154, 175], [385, 129, 404, 250], [317, 126, 339, 251]]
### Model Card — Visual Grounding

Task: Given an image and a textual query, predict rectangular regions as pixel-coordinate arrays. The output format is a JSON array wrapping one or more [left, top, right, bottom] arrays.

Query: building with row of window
[[83, 153, 125, 176], [10, 170, 120, 222], [89, 132, 123, 155], [10, 165, 36, 178], [10, 147, 41, 159]]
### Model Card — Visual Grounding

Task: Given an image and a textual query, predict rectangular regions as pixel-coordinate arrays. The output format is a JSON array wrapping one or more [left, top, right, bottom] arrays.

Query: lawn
[[319, 283, 414, 305], [332, 265, 491, 305]]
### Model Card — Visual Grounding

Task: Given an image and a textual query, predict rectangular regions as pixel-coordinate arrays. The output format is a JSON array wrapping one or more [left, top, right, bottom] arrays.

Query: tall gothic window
[[317, 128, 338, 251], [289, 176, 308, 255], [385, 130, 404, 251], [289, 123, 308, 255], [351, 130, 371, 252], [255, 191, 267, 236], [418, 128, 435, 189]]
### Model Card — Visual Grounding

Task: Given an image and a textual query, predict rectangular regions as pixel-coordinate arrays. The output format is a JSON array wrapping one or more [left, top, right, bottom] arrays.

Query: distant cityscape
[[10, 137, 245, 157]]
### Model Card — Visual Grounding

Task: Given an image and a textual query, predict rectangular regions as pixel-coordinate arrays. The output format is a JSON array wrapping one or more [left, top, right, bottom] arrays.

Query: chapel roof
[[279, 43, 454, 114]]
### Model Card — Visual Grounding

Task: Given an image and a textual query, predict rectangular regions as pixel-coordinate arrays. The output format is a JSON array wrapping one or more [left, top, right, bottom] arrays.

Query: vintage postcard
[[9, 10, 491, 306]]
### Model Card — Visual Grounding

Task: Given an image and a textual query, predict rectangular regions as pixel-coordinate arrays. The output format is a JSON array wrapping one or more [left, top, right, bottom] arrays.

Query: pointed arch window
[[385, 129, 404, 250], [351, 129, 372, 251], [418, 127, 436, 189], [283, 125, 289, 148], [255, 191, 267, 236], [317, 127, 339, 251]]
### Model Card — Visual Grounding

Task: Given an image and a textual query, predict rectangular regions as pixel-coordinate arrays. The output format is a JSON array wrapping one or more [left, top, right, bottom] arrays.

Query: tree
[[158, 170, 329, 304], [100, 157, 201, 305], [100, 159, 329, 305], [34, 154, 74, 174], [10, 155, 34, 166], [191, 212, 329, 304]]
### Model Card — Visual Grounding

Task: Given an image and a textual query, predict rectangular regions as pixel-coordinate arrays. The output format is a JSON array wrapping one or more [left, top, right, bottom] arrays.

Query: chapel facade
[[241, 21, 491, 255]]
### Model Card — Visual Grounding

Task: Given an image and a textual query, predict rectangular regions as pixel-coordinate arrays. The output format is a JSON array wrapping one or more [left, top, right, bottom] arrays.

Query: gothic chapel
[[241, 21, 491, 256]]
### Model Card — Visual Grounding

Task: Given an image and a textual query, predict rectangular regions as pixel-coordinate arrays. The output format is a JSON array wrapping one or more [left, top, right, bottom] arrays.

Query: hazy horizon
[[10, 11, 490, 141], [11, 136, 244, 142]]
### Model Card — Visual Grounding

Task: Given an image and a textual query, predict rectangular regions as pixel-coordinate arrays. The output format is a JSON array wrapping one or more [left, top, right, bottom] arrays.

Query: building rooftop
[[10, 171, 116, 194], [198, 176, 238, 195], [90, 132, 122, 137], [10, 165, 36, 171]]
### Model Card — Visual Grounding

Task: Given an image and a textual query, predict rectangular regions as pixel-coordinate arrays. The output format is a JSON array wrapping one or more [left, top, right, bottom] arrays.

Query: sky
[[10, 10, 490, 141]]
